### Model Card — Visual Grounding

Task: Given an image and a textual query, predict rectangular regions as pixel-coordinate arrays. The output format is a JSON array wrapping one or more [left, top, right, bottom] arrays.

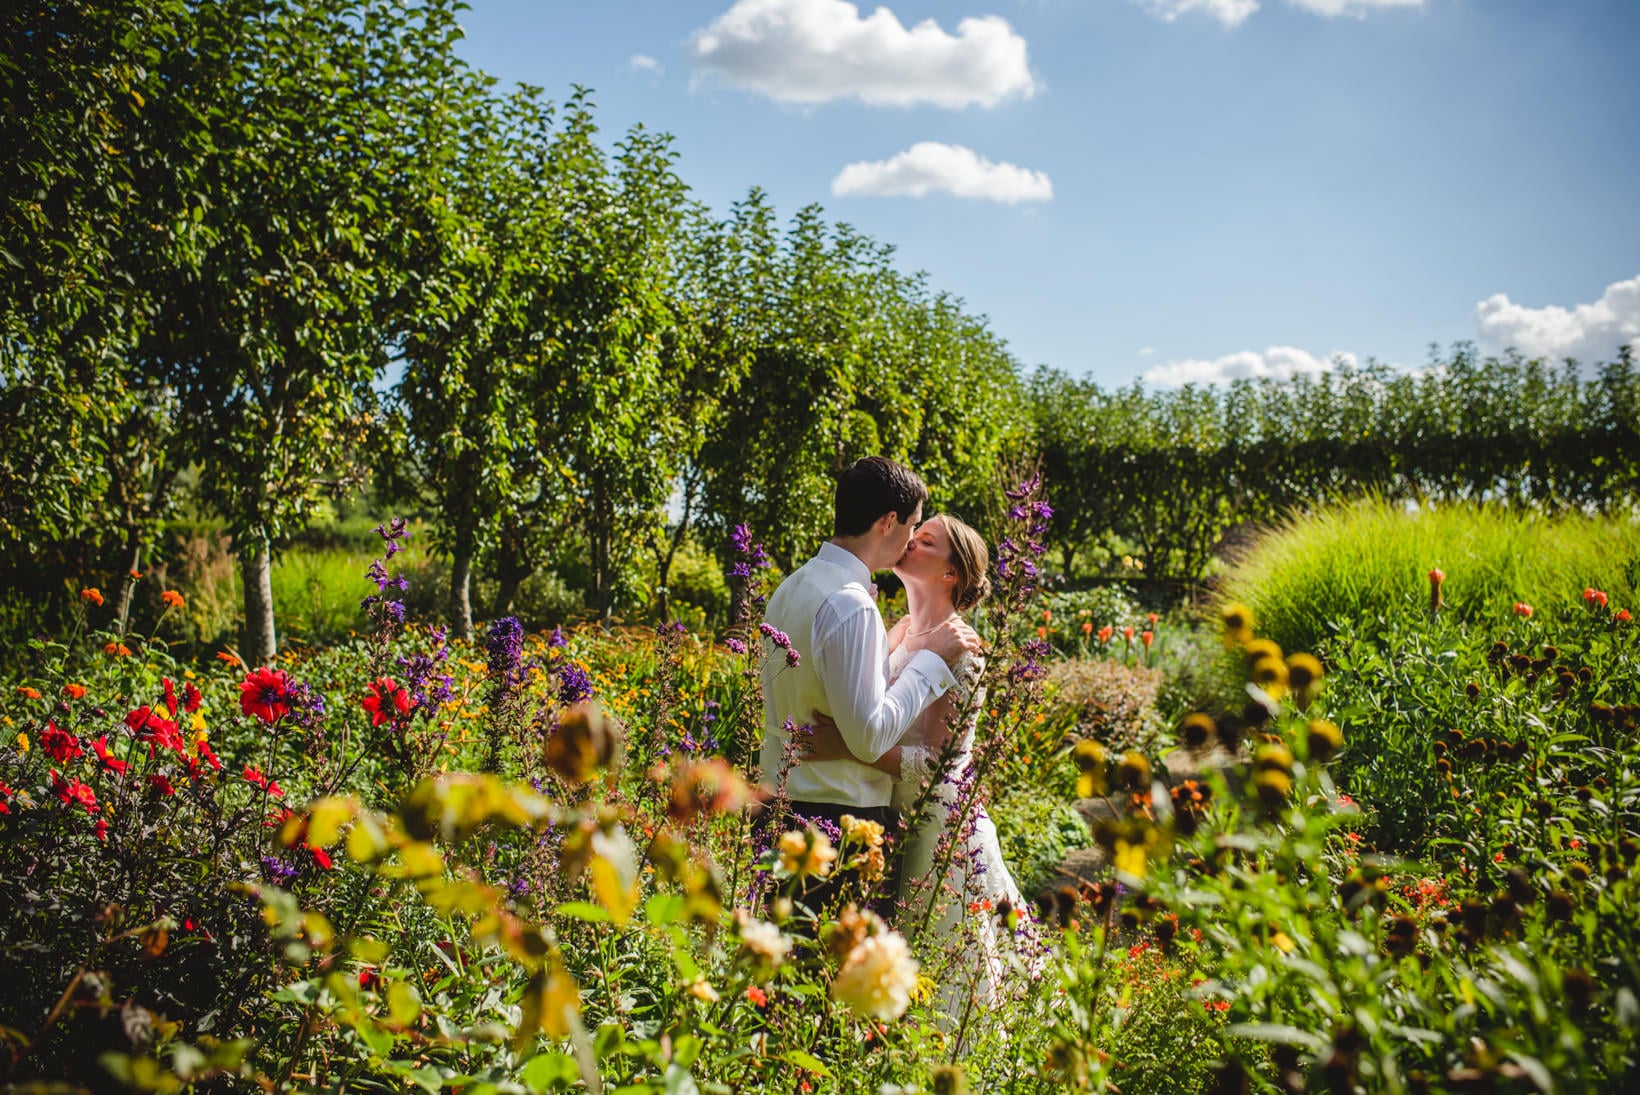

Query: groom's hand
[[928, 617, 983, 668]]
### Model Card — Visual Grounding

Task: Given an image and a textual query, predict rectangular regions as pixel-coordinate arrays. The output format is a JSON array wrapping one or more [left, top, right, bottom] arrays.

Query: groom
[[758, 456, 980, 914]]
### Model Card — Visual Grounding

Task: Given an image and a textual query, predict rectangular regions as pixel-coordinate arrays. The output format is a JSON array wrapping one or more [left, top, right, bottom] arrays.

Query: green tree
[[388, 84, 557, 641], [134, 0, 474, 662]]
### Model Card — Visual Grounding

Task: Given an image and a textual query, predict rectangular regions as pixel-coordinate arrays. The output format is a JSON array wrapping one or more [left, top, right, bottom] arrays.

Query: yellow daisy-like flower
[[1072, 740, 1108, 797], [1306, 719, 1344, 761]]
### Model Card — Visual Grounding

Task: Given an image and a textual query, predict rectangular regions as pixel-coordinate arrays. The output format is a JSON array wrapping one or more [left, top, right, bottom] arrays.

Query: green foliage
[[1224, 497, 1640, 658]]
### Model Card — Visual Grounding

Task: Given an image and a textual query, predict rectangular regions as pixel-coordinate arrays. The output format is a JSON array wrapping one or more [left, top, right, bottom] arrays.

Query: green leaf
[[554, 901, 611, 923], [521, 1051, 578, 1092], [780, 1051, 832, 1077]]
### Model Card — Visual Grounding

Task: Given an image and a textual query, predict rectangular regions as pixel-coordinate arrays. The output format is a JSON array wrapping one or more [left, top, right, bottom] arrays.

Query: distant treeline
[[1031, 347, 1640, 585]]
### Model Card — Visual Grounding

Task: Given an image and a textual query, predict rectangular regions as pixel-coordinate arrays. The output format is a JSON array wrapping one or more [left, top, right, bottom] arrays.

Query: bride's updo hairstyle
[[933, 515, 992, 611]]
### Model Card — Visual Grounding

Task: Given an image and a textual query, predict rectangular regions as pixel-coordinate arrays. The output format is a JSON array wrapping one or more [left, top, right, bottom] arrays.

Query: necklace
[[907, 613, 958, 638]]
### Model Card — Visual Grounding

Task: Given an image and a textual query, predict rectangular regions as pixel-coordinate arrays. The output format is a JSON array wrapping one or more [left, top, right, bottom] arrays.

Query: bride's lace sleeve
[[952, 652, 986, 702], [900, 744, 933, 787]]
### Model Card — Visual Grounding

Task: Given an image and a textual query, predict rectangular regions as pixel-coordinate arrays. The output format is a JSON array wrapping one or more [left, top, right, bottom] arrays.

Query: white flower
[[738, 916, 793, 969], [830, 929, 919, 1020]]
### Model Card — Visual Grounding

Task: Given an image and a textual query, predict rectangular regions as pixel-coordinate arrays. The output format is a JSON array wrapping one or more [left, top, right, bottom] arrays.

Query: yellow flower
[[1220, 602, 1253, 634], [15, 732, 28, 753], [777, 828, 836, 879], [1306, 720, 1344, 761], [839, 813, 885, 849], [1249, 656, 1288, 694], [687, 977, 719, 1003], [1072, 740, 1108, 797], [830, 929, 919, 1021], [1270, 931, 1295, 954]]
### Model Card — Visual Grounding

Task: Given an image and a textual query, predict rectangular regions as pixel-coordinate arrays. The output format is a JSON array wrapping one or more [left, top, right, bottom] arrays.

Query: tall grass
[[1223, 498, 1640, 656]]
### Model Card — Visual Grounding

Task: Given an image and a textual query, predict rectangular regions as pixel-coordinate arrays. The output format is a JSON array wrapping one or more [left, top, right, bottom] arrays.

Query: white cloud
[[1138, 0, 1420, 27], [831, 142, 1052, 204], [1138, 0, 1260, 28], [1286, 0, 1423, 17], [628, 54, 663, 73], [1138, 346, 1157, 357], [1476, 274, 1640, 365], [1143, 346, 1357, 386], [690, 0, 1036, 108]]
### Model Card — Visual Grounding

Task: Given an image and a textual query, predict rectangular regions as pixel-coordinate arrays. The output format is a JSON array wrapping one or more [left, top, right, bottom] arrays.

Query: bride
[[801, 514, 1036, 1026]]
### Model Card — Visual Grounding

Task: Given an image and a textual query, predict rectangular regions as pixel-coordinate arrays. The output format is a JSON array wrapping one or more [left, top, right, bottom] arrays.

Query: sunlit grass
[[1224, 497, 1640, 656]]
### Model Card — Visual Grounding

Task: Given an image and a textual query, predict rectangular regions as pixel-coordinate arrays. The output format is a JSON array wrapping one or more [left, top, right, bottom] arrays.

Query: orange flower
[[1513, 602, 1533, 618], [1082, 621, 1093, 635], [63, 684, 88, 700], [128, 569, 143, 580], [80, 588, 104, 606], [103, 641, 132, 657], [216, 651, 242, 668], [16, 687, 42, 700], [161, 590, 185, 609], [1036, 627, 1048, 639], [1141, 630, 1154, 649]]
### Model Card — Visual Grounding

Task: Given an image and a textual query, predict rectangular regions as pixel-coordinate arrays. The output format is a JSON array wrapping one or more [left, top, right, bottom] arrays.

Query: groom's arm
[[813, 592, 956, 763]]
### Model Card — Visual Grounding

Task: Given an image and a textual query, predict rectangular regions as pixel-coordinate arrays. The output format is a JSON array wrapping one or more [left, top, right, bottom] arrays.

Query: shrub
[[1044, 658, 1168, 755]]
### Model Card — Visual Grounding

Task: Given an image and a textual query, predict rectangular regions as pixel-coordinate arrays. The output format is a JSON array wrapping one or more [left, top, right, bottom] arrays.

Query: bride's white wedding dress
[[888, 646, 1036, 1025]]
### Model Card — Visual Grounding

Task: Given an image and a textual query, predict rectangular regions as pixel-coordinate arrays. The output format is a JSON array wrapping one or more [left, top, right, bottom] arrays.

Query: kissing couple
[[757, 455, 1036, 1017]]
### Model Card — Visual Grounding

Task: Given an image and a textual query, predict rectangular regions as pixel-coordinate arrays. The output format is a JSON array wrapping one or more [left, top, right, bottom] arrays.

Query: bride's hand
[[797, 711, 852, 762]]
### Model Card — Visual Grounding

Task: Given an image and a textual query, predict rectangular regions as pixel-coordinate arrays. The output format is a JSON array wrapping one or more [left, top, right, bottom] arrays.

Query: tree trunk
[[450, 541, 475, 644], [114, 527, 143, 634], [589, 467, 613, 619], [241, 532, 277, 666]]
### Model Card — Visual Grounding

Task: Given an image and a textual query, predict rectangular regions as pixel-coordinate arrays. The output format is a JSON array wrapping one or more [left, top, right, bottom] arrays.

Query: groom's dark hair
[[833, 456, 927, 537]]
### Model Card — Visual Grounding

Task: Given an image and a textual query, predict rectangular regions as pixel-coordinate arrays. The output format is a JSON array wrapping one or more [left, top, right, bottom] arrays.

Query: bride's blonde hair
[[930, 515, 992, 612]]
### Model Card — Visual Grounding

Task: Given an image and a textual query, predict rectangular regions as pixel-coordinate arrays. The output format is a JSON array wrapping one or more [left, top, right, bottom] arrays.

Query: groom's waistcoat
[[759, 548, 894, 809]]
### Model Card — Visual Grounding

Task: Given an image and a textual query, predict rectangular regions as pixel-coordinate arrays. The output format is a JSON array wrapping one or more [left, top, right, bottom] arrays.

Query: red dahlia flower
[[240, 667, 292, 724], [148, 773, 176, 796], [243, 765, 284, 797], [162, 678, 178, 717], [50, 770, 97, 815], [362, 678, 410, 727], [41, 722, 82, 764], [196, 739, 222, 771], [125, 706, 184, 755], [183, 681, 203, 713], [92, 735, 129, 776]]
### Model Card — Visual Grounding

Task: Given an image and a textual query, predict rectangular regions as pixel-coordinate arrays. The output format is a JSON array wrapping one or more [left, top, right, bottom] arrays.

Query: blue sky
[[452, 0, 1640, 388]]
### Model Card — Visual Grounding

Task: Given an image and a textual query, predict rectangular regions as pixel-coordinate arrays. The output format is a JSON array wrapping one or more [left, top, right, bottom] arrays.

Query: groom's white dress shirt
[[759, 541, 956, 809]]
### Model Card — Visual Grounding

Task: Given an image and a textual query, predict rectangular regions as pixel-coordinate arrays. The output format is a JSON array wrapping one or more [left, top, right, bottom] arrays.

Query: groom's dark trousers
[[767, 800, 904, 925]]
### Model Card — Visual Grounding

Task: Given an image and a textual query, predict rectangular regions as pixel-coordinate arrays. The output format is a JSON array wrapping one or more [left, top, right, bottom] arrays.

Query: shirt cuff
[[904, 648, 957, 697]]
